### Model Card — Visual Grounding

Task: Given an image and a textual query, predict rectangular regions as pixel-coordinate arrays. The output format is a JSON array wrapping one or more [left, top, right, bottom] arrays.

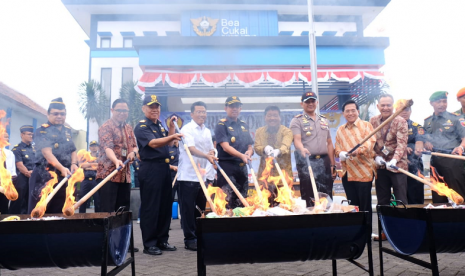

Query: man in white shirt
[[0, 132, 17, 214], [177, 101, 217, 251]]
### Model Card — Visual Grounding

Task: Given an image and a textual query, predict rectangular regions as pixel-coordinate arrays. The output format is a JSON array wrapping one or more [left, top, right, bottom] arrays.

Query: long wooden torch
[[173, 122, 218, 214], [304, 156, 320, 204], [63, 159, 130, 216], [430, 152, 465, 161], [214, 160, 250, 207], [347, 99, 414, 154], [246, 162, 262, 201], [383, 161, 464, 204]]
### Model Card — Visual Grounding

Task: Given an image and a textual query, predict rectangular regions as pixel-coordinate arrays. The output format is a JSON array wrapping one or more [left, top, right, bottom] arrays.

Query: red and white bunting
[[266, 72, 296, 87], [233, 72, 265, 88], [200, 73, 231, 87], [165, 73, 197, 89]]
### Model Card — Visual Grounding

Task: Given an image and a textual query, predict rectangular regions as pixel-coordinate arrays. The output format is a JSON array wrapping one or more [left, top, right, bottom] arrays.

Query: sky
[[0, 0, 465, 130]]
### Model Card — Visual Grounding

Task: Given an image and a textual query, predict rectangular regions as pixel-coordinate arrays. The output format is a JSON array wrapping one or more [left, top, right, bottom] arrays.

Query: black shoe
[[143, 246, 162, 255], [128, 247, 139, 253], [185, 243, 197, 251], [157, 242, 177, 251]]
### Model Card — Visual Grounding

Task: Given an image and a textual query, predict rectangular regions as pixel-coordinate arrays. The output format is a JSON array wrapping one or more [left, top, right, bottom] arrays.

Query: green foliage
[[119, 80, 144, 127], [78, 80, 109, 126], [359, 81, 389, 121]]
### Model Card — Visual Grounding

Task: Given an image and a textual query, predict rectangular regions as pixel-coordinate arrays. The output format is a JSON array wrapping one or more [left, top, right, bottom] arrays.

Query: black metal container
[[197, 212, 373, 276], [0, 211, 135, 275]]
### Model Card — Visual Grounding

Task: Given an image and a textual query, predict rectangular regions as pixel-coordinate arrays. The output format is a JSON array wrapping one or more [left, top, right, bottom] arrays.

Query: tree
[[78, 80, 109, 126], [359, 80, 389, 121], [120, 80, 144, 128]]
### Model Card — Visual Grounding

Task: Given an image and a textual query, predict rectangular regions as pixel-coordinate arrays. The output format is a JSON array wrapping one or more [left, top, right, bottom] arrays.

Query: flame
[[0, 110, 18, 201], [77, 149, 97, 163], [394, 99, 411, 111], [313, 197, 328, 213], [246, 187, 271, 211], [418, 166, 464, 204], [31, 171, 58, 218], [207, 184, 227, 216], [62, 167, 85, 216], [198, 163, 206, 177]]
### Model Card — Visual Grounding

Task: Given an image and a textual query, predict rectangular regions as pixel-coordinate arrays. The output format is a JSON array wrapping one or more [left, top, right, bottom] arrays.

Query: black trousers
[[375, 169, 408, 205], [0, 193, 8, 214], [407, 171, 424, 204], [216, 161, 248, 209], [79, 179, 100, 213], [9, 174, 29, 214], [178, 181, 207, 245], [28, 167, 67, 214], [97, 179, 130, 212], [431, 156, 465, 203], [342, 174, 373, 219], [295, 152, 333, 207], [138, 161, 172, 248]]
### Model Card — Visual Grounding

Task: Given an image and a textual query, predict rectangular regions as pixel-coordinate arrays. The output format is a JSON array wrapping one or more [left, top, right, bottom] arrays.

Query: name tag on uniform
[[382, 146, 389, 156], [122, 149, 127, 157]]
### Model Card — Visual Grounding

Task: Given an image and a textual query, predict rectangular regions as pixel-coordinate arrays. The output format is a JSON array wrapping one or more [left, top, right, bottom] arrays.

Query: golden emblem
[[233, 96, 237, 100], [25, 155, 29, 158], [165, 158, 170, 163], [54, 143, 59, 149], [306, 132, 311, 136], [171, 156, 174, 160], [190, 16, 219, 36], [231, 137, 236, 143], [151, 95, 157, 102]]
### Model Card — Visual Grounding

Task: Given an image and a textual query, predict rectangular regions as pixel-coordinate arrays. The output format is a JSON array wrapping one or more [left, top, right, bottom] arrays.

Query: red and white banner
[[135, 69, 384, 93]]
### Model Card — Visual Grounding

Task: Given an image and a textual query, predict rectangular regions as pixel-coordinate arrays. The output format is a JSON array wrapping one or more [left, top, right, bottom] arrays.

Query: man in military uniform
[[422, 91, 465, 203], [78, 140, 100, 213], [28, 98, 78, 213], [290, 91, 337, 207], [214, 96, 254, 209], [134, 95, 183, 256], [396, 101, 426, 204], [454, 87, 465, 117], [10, 125, 35, 214]]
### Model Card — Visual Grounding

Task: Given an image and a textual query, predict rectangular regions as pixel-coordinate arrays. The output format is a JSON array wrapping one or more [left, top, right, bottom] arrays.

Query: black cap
[[225, 96, 242, 106], [89, 140, 99, 146], [49, 97, 66, 110], [301, 91, 317, 102], [20, 125, 34, 133], [143, 94, 162, 106]]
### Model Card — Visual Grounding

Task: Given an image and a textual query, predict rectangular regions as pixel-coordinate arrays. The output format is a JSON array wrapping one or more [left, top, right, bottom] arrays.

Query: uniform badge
[[310, 127, 313, 130], [54, 143, 59, 148], [418, 128, 425, 135], [408, 128, 413, 135], [306, 131, 311, 136], [67, 139, 69, 141], [25, 155, 29, 158], [445, 127, 450, 130], [220, 118, 227, 122], [228, 126, 234, 131], [161, 127, 165, 132], [171, 156, 174, 160], [231, 137, 236, 143], [461, 121, 465, 127]]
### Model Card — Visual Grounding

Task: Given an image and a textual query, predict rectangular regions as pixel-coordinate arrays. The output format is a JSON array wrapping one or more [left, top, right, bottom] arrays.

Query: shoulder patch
[[139, 120, 146, 123], [412, 122, 418, 126], [319, 114, 326, 118], [220, 118, 227, 122], [64, 125, 71, 129], [14, 144, 18, 147], [140, 125, 147, 128], [294, 114, 303, 118], [42, 123, 49, 128]]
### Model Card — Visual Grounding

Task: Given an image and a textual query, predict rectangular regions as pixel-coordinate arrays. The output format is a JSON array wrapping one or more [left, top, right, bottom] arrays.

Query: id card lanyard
[[381, 121, 392, 156]]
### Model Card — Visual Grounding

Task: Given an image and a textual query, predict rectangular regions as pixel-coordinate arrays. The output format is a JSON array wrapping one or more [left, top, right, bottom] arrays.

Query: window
[[101, 37, 111, 48], [123, 38, 133, 48], [122, 68, 133, 85], [101, 68, 112, 120]]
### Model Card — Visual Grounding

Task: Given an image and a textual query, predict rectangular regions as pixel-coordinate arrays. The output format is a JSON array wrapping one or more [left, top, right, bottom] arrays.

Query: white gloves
[[375, 156, 386, 166], [264, 145, 273, 156], [339, 151, 348, 162], [387, 159, 397, 170], [271, 149, 280, 157]]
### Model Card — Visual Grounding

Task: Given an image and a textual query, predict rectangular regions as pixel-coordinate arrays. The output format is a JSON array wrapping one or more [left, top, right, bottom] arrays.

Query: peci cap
[[89, 140, 99, 146], [20, 125, 34, 133], [225, 96, 242, 106], [49, 97, 66, 110], [143, 94, 162, 106], [301, 91, 317, 102], [457, 87, 465, 99], [429, 91, 448, 102]]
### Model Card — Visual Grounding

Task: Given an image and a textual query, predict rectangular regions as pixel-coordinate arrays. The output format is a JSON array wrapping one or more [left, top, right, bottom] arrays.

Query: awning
[[135, 69, 384, 94]]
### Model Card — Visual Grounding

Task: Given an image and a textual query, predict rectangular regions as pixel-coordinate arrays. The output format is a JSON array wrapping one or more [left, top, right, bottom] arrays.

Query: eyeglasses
[[50, 112, 66, 116], [194, 111, 207, 115], [114, 109, 129, 114]]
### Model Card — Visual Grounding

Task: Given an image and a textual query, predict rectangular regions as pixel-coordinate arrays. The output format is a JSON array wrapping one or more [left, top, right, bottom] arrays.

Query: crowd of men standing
[[1, 88, 465, 252]]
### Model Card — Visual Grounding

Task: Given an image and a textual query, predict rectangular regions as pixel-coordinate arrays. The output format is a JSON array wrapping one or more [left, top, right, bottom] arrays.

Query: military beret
[[457, 87, 465, 99], [429, 91, 448, 102]]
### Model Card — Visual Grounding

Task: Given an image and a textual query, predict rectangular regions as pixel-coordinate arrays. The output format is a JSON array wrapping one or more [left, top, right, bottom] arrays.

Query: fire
[[259, 157, 296, 210], [0, 110, 18, 201], [207, 184, 227, 216], [31, 171, 58, 218], [77, 149, 97, 163], [394, 99, 413, 111], [246, 187, 271, 211], [62, 167, 85, 216], [313, 197, 328, 213], [418, 166, 464, 204]]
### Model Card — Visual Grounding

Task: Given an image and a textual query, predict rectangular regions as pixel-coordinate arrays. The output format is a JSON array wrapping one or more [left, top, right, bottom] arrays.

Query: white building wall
[[278, 21, 356, 36]]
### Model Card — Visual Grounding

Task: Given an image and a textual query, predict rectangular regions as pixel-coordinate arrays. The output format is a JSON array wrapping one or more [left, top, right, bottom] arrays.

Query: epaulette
[[220, 118, 227, 122], [64, 125, 71, 129], [139, 120, 146, 123], [294, 114, 303, 118], [42, 123, 49, 128], [412, 122, 418, 126], [452, 112, 460, 116], [424, 115, 432, 120], [240, 120, 246, 123], [319, 114, 326, 118], [139, 124, 147, 128], [14, 144, 18, 147]]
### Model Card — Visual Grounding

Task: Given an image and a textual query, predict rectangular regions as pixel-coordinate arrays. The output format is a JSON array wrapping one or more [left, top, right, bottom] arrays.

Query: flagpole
[[307, 0, 320, 112]]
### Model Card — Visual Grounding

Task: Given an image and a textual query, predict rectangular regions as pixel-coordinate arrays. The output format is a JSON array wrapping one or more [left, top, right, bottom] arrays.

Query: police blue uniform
[[168, 144, 179, 201], [10, 141, 35, 214], [406, 119, 426, 204], [28, 122, 76, 213], [214, 117, 253, 209], [79, 159, 100, 213], [134, 117, 173, 249]]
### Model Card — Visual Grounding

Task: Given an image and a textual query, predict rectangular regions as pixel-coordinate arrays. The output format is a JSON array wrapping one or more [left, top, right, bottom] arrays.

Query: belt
[[308, 154, 327, 160], [88, 177, 93, 180], [143, 158, 170, 164]]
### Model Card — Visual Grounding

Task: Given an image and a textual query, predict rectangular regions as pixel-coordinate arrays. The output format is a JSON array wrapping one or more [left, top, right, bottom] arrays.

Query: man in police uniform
[[214, 96, 254, 209], [28, 98, 78, 213], [78, 140, 100, 213], [396, 101, 426, 204], [422, 91, 465, 202], [10, 125, 35, 214], [290, 91, 337, 207], [134, 95, 183, 256]]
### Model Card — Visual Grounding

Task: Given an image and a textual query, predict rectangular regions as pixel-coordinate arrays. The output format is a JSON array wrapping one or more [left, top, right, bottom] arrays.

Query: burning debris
[[418, 166, 464, 205], [31, 171, 59, 218]]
